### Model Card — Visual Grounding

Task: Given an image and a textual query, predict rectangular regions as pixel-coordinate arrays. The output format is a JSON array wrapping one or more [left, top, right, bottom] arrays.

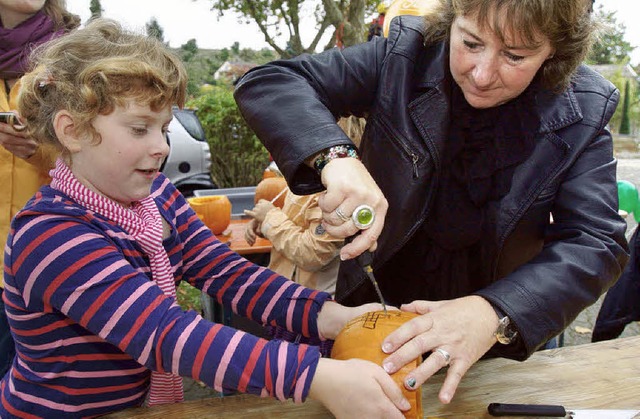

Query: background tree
[[145, 17, 165, 43], [620, 79, 631, 135], [209, 0, 380, 58], [89, 0, 103, 21], [587, 5, 634, 65]]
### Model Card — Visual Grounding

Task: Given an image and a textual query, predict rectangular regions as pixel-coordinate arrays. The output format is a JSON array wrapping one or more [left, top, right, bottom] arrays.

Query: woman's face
[[0, 0, 46, 28], [449, 11, 555, 109]]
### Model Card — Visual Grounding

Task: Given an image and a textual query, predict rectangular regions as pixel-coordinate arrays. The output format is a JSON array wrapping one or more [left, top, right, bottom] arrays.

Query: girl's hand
[[316, 158, 388, 260], [316, 301, 387, 340], [0, 121, 37, 160], [380, 296, 500, 404], [309, 358, 409, 419]]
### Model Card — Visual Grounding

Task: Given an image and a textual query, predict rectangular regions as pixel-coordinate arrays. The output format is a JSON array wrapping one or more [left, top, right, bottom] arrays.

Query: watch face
[[496, 316, 517, 345]]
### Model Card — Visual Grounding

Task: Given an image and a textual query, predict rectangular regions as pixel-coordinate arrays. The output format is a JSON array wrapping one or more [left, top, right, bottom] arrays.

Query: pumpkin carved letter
[[331, 310, 423, 419]]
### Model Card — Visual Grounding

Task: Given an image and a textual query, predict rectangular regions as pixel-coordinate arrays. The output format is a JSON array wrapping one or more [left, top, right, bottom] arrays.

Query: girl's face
[[69, 100, 172, 207], [449, 11, 555, 109], [0, 0, 46, 28]]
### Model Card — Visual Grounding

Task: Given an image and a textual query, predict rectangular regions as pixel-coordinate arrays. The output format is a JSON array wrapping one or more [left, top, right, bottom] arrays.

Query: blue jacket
[[235, 16, 629, 359]]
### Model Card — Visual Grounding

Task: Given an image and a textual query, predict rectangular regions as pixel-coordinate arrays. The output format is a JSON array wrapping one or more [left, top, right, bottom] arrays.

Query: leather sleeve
[[476, 86, 629, 360], [234, 38, 388, 195]]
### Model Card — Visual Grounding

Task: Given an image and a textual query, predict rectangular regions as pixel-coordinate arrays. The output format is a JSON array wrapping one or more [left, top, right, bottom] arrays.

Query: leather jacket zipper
[[379, 118, 421, 178]]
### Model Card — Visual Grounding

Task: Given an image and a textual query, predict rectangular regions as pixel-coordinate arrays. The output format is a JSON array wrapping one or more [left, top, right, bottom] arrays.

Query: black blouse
[[377, 83, 539, 304]]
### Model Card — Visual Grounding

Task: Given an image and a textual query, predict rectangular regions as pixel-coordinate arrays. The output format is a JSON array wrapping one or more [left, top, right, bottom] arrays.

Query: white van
[[162, 107, 216, 196]]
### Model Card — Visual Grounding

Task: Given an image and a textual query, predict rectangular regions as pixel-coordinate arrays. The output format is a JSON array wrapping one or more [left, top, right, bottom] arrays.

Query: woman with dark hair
[[235, 0, 628, 404], [0, 0, 79, 378]]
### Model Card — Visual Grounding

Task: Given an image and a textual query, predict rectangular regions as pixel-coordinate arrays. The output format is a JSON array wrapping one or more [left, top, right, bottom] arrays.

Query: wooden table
[[103, 335, 640, 418], [218, 218, 272, 255]]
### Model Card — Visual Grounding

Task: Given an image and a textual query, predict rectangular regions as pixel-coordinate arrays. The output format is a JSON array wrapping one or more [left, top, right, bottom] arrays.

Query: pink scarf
[[50, 159, 184, 405]]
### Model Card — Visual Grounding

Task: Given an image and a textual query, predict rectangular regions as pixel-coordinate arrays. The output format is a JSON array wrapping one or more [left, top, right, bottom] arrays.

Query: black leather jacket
[[235, 16, 629, 359]]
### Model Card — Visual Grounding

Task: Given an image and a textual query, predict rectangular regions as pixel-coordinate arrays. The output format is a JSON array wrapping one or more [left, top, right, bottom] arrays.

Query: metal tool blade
[[356, 250, 387, 315], [569, 410, 640, 419]]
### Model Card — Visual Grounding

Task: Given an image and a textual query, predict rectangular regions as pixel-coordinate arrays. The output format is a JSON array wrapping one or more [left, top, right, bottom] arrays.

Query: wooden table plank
[[103, 335, 640, 418]]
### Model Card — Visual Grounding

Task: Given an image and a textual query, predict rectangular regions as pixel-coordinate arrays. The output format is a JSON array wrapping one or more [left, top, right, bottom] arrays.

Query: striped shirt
[[1, 175, 331, 418]]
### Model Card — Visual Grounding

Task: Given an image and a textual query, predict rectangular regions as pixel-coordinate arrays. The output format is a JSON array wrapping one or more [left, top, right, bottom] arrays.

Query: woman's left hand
[[380, 296, 500, 404], [0, 122, 37, 160]]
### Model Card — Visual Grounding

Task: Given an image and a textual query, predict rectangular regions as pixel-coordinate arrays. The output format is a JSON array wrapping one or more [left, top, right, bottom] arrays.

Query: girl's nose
[[153, 131, 171, 158]]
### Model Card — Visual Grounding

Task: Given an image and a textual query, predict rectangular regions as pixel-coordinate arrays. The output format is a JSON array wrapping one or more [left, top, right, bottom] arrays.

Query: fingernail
[[382, 343, 392, 353], [400, 398, 411, 410], [441, 392, 451, 404], [382, 362, 393, 373], [406, 377, 416, 388]]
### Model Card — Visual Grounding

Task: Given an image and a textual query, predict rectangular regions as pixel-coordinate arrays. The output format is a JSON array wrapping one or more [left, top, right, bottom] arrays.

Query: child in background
[[0, 19, 410, 418]]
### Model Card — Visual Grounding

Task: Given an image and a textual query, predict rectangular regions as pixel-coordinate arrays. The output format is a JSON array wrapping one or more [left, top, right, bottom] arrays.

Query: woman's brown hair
[[423, 0, 597, 91]]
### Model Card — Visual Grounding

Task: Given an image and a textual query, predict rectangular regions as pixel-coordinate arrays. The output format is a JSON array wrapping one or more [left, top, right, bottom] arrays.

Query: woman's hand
[[309, 358, 409, 419], [0, 120, 37, 160], [381, 296, 500, 404], [316, 157, 388, 260], [316, 300, 388, 340]]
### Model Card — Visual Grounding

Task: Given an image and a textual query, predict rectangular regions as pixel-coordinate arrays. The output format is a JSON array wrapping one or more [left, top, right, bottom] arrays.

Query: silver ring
[[352, 204, 375, 230], [435, 348, 451, 365], [335, 207, 351, 222]]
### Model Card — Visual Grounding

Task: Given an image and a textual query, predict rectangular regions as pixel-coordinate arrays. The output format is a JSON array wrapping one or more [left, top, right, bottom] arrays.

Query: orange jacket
[[0, 79, 56, 287]]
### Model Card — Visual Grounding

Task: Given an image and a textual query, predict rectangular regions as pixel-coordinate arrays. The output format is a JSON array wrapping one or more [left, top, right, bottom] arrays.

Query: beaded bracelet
[[313, 145, 360, 173]]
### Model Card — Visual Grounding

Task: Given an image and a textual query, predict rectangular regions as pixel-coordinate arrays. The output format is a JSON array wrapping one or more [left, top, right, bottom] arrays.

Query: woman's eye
[[505, 52, 525, 63], [463, 40, 480, 50], [131, 127, 147, 136]]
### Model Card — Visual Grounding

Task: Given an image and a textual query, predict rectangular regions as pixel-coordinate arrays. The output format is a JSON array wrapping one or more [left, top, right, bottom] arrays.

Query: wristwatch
[[493, 306, 518, 345]]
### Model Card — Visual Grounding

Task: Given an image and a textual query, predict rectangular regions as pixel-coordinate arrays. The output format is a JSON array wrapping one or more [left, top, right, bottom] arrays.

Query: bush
[[187, 86, 269, 187]]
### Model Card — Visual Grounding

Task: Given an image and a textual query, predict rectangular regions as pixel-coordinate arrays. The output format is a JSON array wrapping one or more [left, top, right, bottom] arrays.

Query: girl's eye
[[131, 127, 147, 136], [505, 52, 525, 63], [463, 40, 480, 50]]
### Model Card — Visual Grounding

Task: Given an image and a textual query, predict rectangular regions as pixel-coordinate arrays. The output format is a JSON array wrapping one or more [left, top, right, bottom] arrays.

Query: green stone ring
[[352, 204, 375, 230]]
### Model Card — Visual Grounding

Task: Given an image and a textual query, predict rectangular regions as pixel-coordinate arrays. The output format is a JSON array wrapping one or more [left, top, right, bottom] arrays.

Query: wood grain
[[103, 335, 640, 418]]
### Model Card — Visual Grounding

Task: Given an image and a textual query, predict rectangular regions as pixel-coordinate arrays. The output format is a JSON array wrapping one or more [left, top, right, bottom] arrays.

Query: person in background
[[1, 19, 412, 418], [0, 0, 79, 379], [234, 0, 628, 405], [244, 118, 365, 297]]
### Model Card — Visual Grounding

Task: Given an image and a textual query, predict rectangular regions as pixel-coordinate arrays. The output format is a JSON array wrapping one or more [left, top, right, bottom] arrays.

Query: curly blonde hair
[[18, 18, 187, 152], [423, 0, 597, 91]]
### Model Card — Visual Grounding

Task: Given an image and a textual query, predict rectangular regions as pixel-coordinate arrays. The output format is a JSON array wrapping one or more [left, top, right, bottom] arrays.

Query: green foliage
[[187, 86, 269, 187], [588, 6, 635, 65], [145, 17, 165, 42], [176, 281, 202, 313], [89, 0, 103, 21], [620, 79, 631, 135], [598, 67, 640, 135]]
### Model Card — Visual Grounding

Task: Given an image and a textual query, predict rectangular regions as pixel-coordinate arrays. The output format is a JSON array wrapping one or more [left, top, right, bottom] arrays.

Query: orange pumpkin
[[331, 311, 423, 419], [255, 177, 287, 208], [187, 195, 232, 235]]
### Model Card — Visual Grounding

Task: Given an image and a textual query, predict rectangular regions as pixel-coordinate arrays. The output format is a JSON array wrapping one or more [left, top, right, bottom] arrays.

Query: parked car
[[161, 107, 216, 197]]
